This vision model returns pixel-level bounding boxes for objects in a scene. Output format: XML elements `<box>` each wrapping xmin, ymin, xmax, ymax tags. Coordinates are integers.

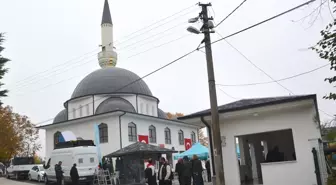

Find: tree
<box><xmin>0</xmin><ymin>33</ymin><xmax>9</xmax><ymax>105</ymax></box>
<box><xmin>312</xmin><ymin>1</ymin><xmax>336</xmax><ymax>100</ymax></box>
<box><xmin>166</xmin><ymin>112</ymin><xmax>184</xmax><ymax>119</ymax></box>
<box><xmin>0</xmin><ymin>106</ymin><xmax>41</xmax><ymax>162</ymax></box>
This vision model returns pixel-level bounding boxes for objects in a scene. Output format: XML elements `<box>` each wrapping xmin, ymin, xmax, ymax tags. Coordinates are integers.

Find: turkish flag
<box><xmin>185</xmin><ymin>138</ymin><xmax>192</xmax><ymax>150</ymax></box>
<box><xmin>138</xmin><ymin>135</ymin><xmax>149</xmax><ymax>144</ymax></box>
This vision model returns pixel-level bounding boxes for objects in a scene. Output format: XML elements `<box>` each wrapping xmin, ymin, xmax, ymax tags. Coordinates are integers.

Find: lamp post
<box><xmin>187</xmin><ymin>3</ymin><xmax>225</xmax><ymax>185</ymax></box>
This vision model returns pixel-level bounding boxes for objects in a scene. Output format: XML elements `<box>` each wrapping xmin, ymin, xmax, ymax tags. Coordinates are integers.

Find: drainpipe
<box><xmin>119</xmin><ymin>112</ymin><xmax>126</xmax><ymax>149</ymax></box>
<box><xmin>201</xmin><ymin>116</ymin><xmax>216</xmax><ymax>175</ymax></box>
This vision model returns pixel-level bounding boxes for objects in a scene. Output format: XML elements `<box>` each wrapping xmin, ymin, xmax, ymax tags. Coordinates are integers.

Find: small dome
<box><xmin>158</xmin><ymin>109</ymin><xmax>167</xmax><ymax>119</ymax></box>
<box><xmin>96</xmin><ymin>97</ymin><xmax>136</xmax><ymax>114</ymax></box>
<box><xmin>71</xmin><ymin>67</ymin><xmax>152</xmax><ymax>99</ymax></box>
<box><xmin>53</xmin><ymin>109</ymin><xmax>67</xmax><ymax>124</ymax></box>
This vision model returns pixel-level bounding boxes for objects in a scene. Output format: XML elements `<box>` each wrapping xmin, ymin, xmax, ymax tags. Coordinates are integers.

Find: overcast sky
<box><xmin>1</xmin><ymin>0</ymin><xmax>335</xmax><ymax>157</ymax></box>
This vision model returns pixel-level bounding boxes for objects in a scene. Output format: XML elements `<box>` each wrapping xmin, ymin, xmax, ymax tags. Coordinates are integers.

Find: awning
<box><xmin>174</xmin><ymin>142</ymin><xmax>209</xmax><ymax>160</ymax></box>
<box><xmin>105</xmin><ymin>142</ymin><xmax>177</xmax><ymax>157</ymax></box>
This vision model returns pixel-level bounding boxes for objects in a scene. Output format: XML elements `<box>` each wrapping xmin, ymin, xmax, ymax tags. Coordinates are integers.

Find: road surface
<box><xmin>0</xmin><ymin>177</ymin><xmax>40</xmax><ymax>185</ymax></box>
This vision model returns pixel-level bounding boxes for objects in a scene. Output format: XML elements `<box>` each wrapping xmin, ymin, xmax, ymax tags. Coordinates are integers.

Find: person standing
<box><xmin>70</xmin><ymin>163</ymin><xmax>79</xmax><ymax>185</ymax></box>
<box><xmin>205</xmin><ymin>160</ymin><xmax>211</xmax><ymax>182</ymax></box>
<box><xmin>182</xmin><ymin>156</ymin><xmax>192</xmax><ymax>185</ymax></box>
<box><xmin>175</xmin><ymin>158</ymin><xmax>183</xmax><ymax>185</ymax></box>
<box><xmin>145</xmin><ymin>158</ymin><xmax>157</xmax><ymax>185</ymax></box>
<box><xmin>158</xmin><ymin>157</ymin><xmax>172</xmax><ymax>185</ymax></box>
<box><xmin>191</xmin><ymin>155</ymin><xmax>203</xmax><ymax>185</ymax></box>
<box><xmin>55</xmin><ymin>161</ymin><xmax>64</xmax><ymax>185</ymax></box>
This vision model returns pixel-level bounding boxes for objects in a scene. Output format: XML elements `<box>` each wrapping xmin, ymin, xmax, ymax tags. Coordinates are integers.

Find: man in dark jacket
<box><xmin>70</xmin><ymin>163</ymin><xmax>79</xmax><ymax>185</ymax></box>
<box><xmin>191</xmin><ymin>155</ymin><xmax>203</xmax><ymax>185</ymax></box>
<box><xmin>158</xmin><ymin>157</ymin><xmax>172</xmax><ymax>185</ymax></box>
<box><xmin>145</xmin><ymin>158</ymin><xmax>157</xmax><ymax>185</ymax></box>
<box><xmin>205</xmin><ymin>160</ymin><xmax>211</xmax><ymax>182</ymax></box>
<box><xmin>55</xmin><ymin>161</ymin><xmax>63</xmax><ymax>185</ymax></box>
<box><xmin>175</xmin><ymin>159</ymin><xmax>183</xmax><ymax>185</ymax></box>
<box><xmin>182</xmin><ymin>156</ymin><xmax>192</xmax><ymax>185</ymax></box>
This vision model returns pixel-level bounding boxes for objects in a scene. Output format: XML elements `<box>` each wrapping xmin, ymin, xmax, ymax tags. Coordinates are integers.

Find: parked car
<box><xmin>6</xmin><ymin>157</ymin><xmax>35</xmax><ymax>180</ymax></box>
<box><xmin>28</xmin><ymin>165</ymin><xmax>45</xmax><ymax>182</ymax></box>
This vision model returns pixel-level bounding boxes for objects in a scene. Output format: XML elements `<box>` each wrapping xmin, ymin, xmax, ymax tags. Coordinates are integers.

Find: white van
<box><xmin>44</xmin><ymin>141</ymin><xmax>99</xmax><ymax>185</ymax></box>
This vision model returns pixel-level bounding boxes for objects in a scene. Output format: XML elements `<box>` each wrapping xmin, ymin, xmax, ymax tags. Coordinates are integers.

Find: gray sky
<box><xmin>1</xmin><ymin>0</ymin><xmax>335</xmax><ymax>158</ymax></box>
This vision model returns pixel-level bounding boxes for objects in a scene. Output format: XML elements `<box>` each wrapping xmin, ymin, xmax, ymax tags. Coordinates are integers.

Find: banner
<box><xmin>185</xmin><ymin>138</ymin><xmax>192</xmax><ymax>150</ymax></box>
<box><xmin>94</xmin><ymin>124</ymin><xmax>103</xmax><ymax>165</ymax></box>
<box><xmin>159</xmin><ymin>144</ymin><xmax>165</xmax><ymax>148</ymax></box>
<box><xmin>138</xmin><ymin>135</ymin><xmax>149</xmax><ymax>144</ymax></box>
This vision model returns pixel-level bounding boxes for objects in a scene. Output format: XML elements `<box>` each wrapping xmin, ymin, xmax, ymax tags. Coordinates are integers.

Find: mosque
<box><xmin>38</xmin><ymin>0</ymin><xmax>200</xmax><ymax>159</ymax></box>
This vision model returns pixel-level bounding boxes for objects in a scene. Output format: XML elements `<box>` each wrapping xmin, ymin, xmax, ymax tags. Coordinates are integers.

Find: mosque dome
<box><xmin>71</xmin><ymin>67</ymin><xmax>153</xmax><ymax>99</ymax></box>
<box><xmin>53</xmin><ymin>109</ymin><xmax>67</xmax><ymax>124</ymax></box>
<box><xmin>158</xmin><ymin>109</ymin><xmax>168</xmax><ymax>119</ymax></box>
<box><xmin>96</xmin><ymin>97</ymin><xmax>136</xmax><ymax>114</ymax></box>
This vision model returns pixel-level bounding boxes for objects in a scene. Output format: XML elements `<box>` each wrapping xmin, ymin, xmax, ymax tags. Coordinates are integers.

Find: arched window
<box><xmin>72</xmin><ymin>108</ymin><xmax>76</xmax><ymax>118</ymax></box>
<box><xmin>99</xmin><ymin>123</ymin><xmax>108</xmax><ymax>143</ymax></box>
<box><xmin>164</xmin><ymin>127</ymin><xmax>171</xmax><ymax>144</ymax></box>
<box><xmin>149</xmin><ymin>125</ymin><xmax>156</xmax><ymax>143</ymax></box>
<box><xmin>54</xmin><ymin>131</ymin><xmax>62</xmax><ymax>149</ymax></box>
<box><xmin>86</xmin><ymin>104</ymin><xmax>90</xmax><ymax>115</ymax></box>
<box><xmin>128</xmin><ymin>122</ymin><xmax>137</xmax><ymax>142</ymax></box>
<box><xmin>178</xmin><ymin>130</ymin><xmax>184</xmax><ymax>145</ymax></box>
<box><xmin>191</xmin><ymin>131</ymin><xmax>196</xmax><ymax>144</ymax></box>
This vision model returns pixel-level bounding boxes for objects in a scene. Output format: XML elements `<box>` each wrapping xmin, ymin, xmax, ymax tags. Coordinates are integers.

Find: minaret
<box><xmin>98</xmin><ymin>0</ymin><xmax>117</xmax><ymax>68</ymax></box>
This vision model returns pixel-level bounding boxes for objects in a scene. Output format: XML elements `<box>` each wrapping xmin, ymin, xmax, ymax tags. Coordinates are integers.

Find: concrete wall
<box><xmin>219</xmin><ymin>103</ymin><xmax>322</xmax><ymax>185</ymax></box>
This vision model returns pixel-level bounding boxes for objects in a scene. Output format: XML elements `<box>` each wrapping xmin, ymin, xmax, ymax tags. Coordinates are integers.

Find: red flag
<box><xmin>138</xmin><ymin>135</ymin><xmax>149</xmax><ymax>144</ymax></box>
<box><xmin>185</xmin><ymin>138</ymin><xmax>192</xmax><ymax>150</ymax></box>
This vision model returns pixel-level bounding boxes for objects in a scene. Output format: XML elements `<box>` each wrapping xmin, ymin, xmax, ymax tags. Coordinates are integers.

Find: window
<box><xmin>78</xmin><ymin>158</ymin><xmax>83</xmax><ymax>164</ymax></box>
<box><xmin>178</xmin><ymin>130</ymin><xmax>184</xmax><ymax>145</ymax></box>
<box><xmin>140</xmin><ymin>103</ymin><xmax>144</xmax><ymax>114</ymax></box>
<box><xmin>152</xmin><ymin>106</ymin><xmax>155</xmax><ymax>116</ymax></box>
<box><xmin>54</xmin><ymin>131</ymin><xmax>62</xmax><ymax>149</ymax></box>
<box><xmin>146</xmin><ymin>104</ymin><xmax>149</xmax><ymax>114</ymax></box>
<box><xmin>164</xmin><ymin>128</ymin><xmax>171</xmax><ymax>144</ymax></box>
<box><xmin>149</xmin><ymin>125</ymin><xmax>156</xmax><ymax>143</ymax></box>
<box><xmin>72</xmin><ymin>108</ymin><xmax>76</xmax><ymax>118</ymax></box>
<box><xmin>79</xmin><ymin>105</ymin><xmax>83</xmax><ymax>117</ymax></box>
<box><xmin>191</xmin><ymin>131</ymin><xmax>196</xmax><ymax>144</ymax></box>
<box><xmin>128</xmin><ymin>122</ymin><xmax>137</xmax><ymax>142</ymax></box>
<box><xmin>90</xmin><ymin>157</ymin><xmax>95</xmax><ymax>163</ymax></box>
<box><xmin>99</xmin><ymin>123</ymin><xmax>108</xmax><ymax>143</ymax></box>
<box><xmin>86</xmin><ymin>104</ymin><xmax>90</xmax><ymax>115</ymax></box>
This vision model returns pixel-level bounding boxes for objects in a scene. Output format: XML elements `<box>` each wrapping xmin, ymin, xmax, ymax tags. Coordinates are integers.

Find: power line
<box><xmin>8</xmin><ymin>4</ymin><xmax>198</xmax><ymax>88</ymax></box>
<box><xmin>35</xmin><ymin>0</ymin><xmax>319</xmax><ymax>125</ymax></box>
<box><xmin>217</xmin><ymin>63</ymin><xmax>329</xmax><ymax>87</ymax></box>
<box><xmin>215</xmin><ymin>0</ymin><xmax>248</xmax><ymax>28</ymax></box>
<box><xmin>217</xmin><ymin>87</ymin><xmax>239</xmax><ymax>100</ymax></box>
<box><xmin>35</xmin><ymin>49</ymin><xmax>198</xmax><ymax>126</ymax></box>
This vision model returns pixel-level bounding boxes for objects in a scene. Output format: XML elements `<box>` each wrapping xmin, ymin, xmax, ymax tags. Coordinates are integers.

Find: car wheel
<box><xmin>15</xmin><ymin>173</ymin><xmax>19</xmax><ymax>180</ymax></box>
<box><xmin>38</xmin><ymin>175</ymin><xmax>41</xmax><ymax>182</ymax></box>
<box><xmin>28</xmin><ymin>174</ymin><xmax>32</xmax><ymax>181</ymax></box>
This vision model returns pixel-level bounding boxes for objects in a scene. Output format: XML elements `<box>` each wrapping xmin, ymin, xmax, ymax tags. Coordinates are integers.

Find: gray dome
<box><xmin>158</xmin><ymin>109</ymin><xmax>167</xmax><ymax>119</ymax></box>
<box><xmin>96</xmin><ymin>97</ymin><xmax>136</xmax><ymax>114</ymax></box>
<box><xmin>53</xmin><ymin>109</ymin><xmax>67</xmax><ymax>123</ymax></box>
<box><xmin>71</xmin><ymin>67</ymin><xmax>152</xmax><ymax>99</ymax></box>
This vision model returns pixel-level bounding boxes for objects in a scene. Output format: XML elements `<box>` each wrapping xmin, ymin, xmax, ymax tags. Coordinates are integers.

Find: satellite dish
<box><xmin>187</xmin><ymin>26</ymin><xmax>200</xmax><ymax>34</ymax></box>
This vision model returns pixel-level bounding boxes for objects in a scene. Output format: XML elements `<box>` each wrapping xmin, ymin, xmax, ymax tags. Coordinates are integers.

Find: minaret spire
<box><xmin>98</xmin><ymin>0</ymin><xmax>118</xmax><ymax>68</ymax></box>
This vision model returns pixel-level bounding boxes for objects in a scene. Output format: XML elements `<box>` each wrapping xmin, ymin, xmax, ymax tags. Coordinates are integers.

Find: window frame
<box><xmin>149</xmin><ymin>125</ymin><xmax>156</xmax><ymax>143</ymax></box>
<box><xmin>178</xmin><ymin>130</ymin><xmax>184</xmax><ymax>145</ymax></box>
<box><xmin>99</xmin><ymin>123</ymin><xmax>108</xmax><ymax>143</ymax></box>
<box><xmin>164</xmin><ymin>127</ymin><xmax>171</xmax><ymax>144</ymax></box>
<box><xmin>191</xmin><ymin>131</ymin><xmax>196</xmax><ymax>144</ymax></box>
<box><xmin>128</xmin><ymin>122</ymin><xmax>137</xmax><ymax>142</ymax></box>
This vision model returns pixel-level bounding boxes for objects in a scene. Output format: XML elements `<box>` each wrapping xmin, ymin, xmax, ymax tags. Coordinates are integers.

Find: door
<box><xmin>31</xmin><ymin>166</ymin><xmax>38</xmax><ymax>179</ymax></box>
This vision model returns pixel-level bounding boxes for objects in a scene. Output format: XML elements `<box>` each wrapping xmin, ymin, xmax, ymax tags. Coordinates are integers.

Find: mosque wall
<box><xmin>68</xmin><ymin>96</ymin><xmax>94</xmax><ymax>120</ymax></box>
<box><xmin>120</xmin><ymin>114</ymin><xmax>199</xmax><ymax>152</ymax></box>
<box><xmin>45</xmin><ymin>115</ymin><xmax>120</xmax><ymax>159</ymax></box>
<box><xmin>137</xmin><ymin>95</ymin><xmax>158</xmax><ymax>117</ymax></box>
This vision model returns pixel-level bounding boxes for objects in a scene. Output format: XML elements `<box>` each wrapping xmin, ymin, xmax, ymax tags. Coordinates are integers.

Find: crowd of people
<box><xmin>145</xmin><ymin>155</ymin><xmax>210</xmax><ymax>185</ymax></box>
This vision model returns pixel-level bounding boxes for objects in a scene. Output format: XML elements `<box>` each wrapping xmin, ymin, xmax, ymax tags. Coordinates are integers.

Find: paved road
<box><xmin>0</xmin><ymin>177</ymin><xmax>41</xmax><ymax>185</ymax></box>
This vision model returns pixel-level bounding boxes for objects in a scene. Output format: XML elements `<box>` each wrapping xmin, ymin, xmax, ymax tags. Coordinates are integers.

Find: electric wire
<box><xmin>214</xmin><ymin>0</ymin><xmax>248</xmax><ymax>28</ymax></box>
<box><xmin>35</xmin><ymin>0</ymin><xmax>321</xmax><ymax>125</ymax></box>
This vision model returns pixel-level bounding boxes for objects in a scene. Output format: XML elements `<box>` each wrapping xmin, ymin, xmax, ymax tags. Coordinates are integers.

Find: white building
<box><xmin>38</xmin><ymin>0</ymin><xmax>199</xmax><ymax>160</ymax></box>
<box><xmin>179</xmin><ymin>94</ymin><xmax>328</xmax><ymax>185</ymax></box>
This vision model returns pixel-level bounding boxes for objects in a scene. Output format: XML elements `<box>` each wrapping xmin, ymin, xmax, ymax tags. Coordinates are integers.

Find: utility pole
<box><xmin>199</xmin><ymin>3</ymin><xmax>225</xmax><ymax>185</ymax></box>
